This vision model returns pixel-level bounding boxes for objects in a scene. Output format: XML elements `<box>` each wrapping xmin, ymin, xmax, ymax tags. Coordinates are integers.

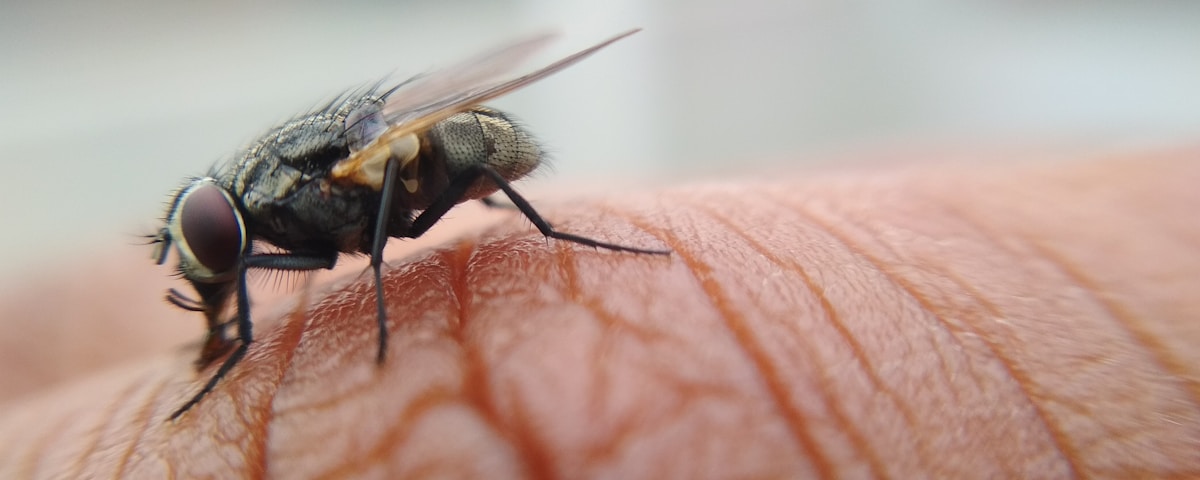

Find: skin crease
<box><xmin>0</xmin><ymin>149</ymin><xmax>1198</xmax><ymax>479</ymax></box>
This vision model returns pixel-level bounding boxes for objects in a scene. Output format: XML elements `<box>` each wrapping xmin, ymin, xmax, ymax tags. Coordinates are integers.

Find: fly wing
<box><xmin>330</xmin><ymin>28</ymin><xmax>641</xmax><ymax>186</ymax></box>
<box><xmin>380</xmin><ymin>28</ymin><xmax>640</xmax><ymax>133</ymax></box>
<box><xmin>377</xmin><ymin>31</ymin><xmax>559</xmax><ymax>127</ymax></box>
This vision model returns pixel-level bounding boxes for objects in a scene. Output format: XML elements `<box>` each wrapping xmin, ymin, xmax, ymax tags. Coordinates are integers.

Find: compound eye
<box><xmin>177</xmin><ymin>183</ymin><xmax>245</xmax><ymax>276</ymax></box>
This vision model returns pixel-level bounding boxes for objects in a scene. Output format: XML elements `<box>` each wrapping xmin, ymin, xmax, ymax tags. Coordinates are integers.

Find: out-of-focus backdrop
<box><xmin>2</xmin><ymin>0</ymin><xmax>1199</xmax><ymax>277</ymax></box>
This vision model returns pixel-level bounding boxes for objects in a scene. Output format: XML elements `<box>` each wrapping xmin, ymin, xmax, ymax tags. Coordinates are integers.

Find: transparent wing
<box><xmin>377</xmin><ymin>31</ymin><xmax>558</xmax><ymax>126</ymax></box>
<box><xmin>331</xmin><ymin>28</ymin><xmax>641</xmax><ymax>185</ymax></box>
<box><xmin>380</xmin><ymin>28</ymin><xmax>639</xmax><ymax>133</ymax></box>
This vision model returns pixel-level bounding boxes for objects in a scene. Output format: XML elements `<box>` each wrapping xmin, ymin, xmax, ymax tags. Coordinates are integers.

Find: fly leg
<box><xmin>365</xmin><ymin>162</ymin><xmax>669</xmax><ymax>367</ymax></box>
<box><xmin>166</xmin><ymin>288</ymin><xmax>244</xmax><ymax>368</ymax></box>
<box><xmin>368</xmin><ymin>158</ymin><xmax>404</xmax><ymax>365</ymax></box>
<box><xmin>165</xmin><ymin>288</ymin><xmax>205</xmax><ymax>312</ymax></box>
<box><xmin>479</xmin><ymin>195</ymin><xmax>518</xmax><ymax>211</ymax></box>
<box><xmin>408</xmin><ymin>164</ymin><xmax>672</xmax><ymax>255</ymax></box>
<box><xmin>169</xmin><ymin>252</ymin><xmax>336</xmax><ymax>421</ymax></box>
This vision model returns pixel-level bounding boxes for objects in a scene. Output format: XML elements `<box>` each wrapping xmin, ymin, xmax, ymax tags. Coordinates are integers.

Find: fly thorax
<box><xmin>237</xmin><ymin>117</ymin><xmax>349</xmax><ymax>216</ymax></box>
<box><xmin>238</xmin><ymin>159</ymin><xmax>305</xmax><ymax>218</ymax></box>
<box><xmin>427</xmin><ymin>107</ymin><xmax>542</xmax><ymax>199</ymax></box>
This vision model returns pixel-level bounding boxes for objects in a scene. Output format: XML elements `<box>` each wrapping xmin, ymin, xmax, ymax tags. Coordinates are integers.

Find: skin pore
<box><xmin>0</xmin><ymin>148</ymin><xmax>1197</xmax><ymax>478</ymax></box>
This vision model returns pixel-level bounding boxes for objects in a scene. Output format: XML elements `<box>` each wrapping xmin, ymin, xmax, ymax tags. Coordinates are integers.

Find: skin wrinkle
<box><xmin>135</xmin><ymin>294</ymin><xmax>306</xmax><ymax>478</ymax></box>
<box><xmin>878</xmin><ymin>229</ymin><xmax>1080</xmax><ymax>473</ymax></box>
<box><xmin>942</xmin><ymin>160</ymin><xmax>1196</xmax><ymax>472</ymax></box>
<box><xmin>7</xmin><ymin>153</ymin><xmax>1200</xmax><ymax>477</ymax></box>
<box><xmin>1017</xmin><ymin>241</ymin><xmax>1197</xmax><ymax>477</ymax></box>
<box><xmin>263</xmin><ymin>286</ymin><xmax>392</xmax><ymax>416</ymax></box>
<box><xmin>548</xmin><ymin>229</ymin><xmax>688</xmax><ymax>472</ymax></box>
<box><xmin>462</xmin><ymin>205</ymin><xmax>684</xmax><ymax>473</ymax></box>
<box><xmin>617</xmin><ymin>381</ymin><xmax>748</xmax><ymax>477</ymax></box>
<box><xmin>603</xmin><ymin>357</ymin><xmax>748</xmax><ymax>473</ymax></box>
<box><xmin>924</xmin><ymin>200</ymin><xmax>1113</xmax><ymax>473</ymax></box>
<box><xmin>902</xmin><ymin>247</ymin><xmax>1082</xmax><ymax>474</ymax></box>
<box><xmin>584</xmin><ymin>344</ymin><xmax>762</xmax><ymax>476</ymax></box>
<box><xmin>811</xmin><ymin>187</ymin><xmax>1075</xmax><ymax>451</ymax></box>
<box><xmin>486</xmin><ymin>226</ymin><xmax>729</xmax><ymax>477</ymax></box>
<box><xmin>791</xmin><ymin>196</ymin><xmax>948</xmax><ymax>422</ymax></box>
<box><xmin>265</xmin><ymin>261</ymin><xmax>430</xmax><ymax>478</ymax></box>
<box><xmin>1005</xmin><ymin>167</ymin><xmax>1200</xmax><ymax>405</ymax></box>
<box><xmin>272</xmin><ymin>358</ymin><xmax>374</xmax><ymax>415</ymax></box>
<box><xmin>181</xmin><ymin>294</ymin><xmax>304</xmax><ymax>477</ymax></box>
<box><xmin>345</xmin><ymin>257</ymin><xmax>507</xmax><ymax>475</ymax></box>
<box><xmin>45</xmin><ymin>410</ymin><xmax>112</xmax><ymax>477</ymax></box>
<box><xmin>929</xmin><ymin>191</ymin><xmax>1200</xmax><ymax>475</ymax></box>
<box><xmin>557</xmin><ymin>246</ymin><xmax>623</xmax><ymax>467</ymax></box>
<box><xmin>487</xmin><ymin>228</ymin><xmax>787</xmax><ymax>475</ymax></box>
<box><xmin>458</xmin><ymin>247</ymin><xmax>530</xmax><ymax>367</ymax></box>
<box><xmin>1025</xmin><ymin>239</ymin><xmax>1200</xmax><ymax>410</ymax></box>
<box><xmin>760</xmin><ymin>192</ymin><xmax>939</xmax><ymax>471</ymax></box>
<box><xmin>846</xmin><ymin>195</ymin><xmax>1096</xmax><ymax>475</ymax></box>
<box><xmin>457</xmin><ymin>241</ymin><xmax>557</xmax><ymax>480</ymax></box>
<box><xmin>577</xmin><ymin>395</ymin><xmax>646</xmax><ymax>470</ymax></box>
<box><xmin>16</xmin><ymin>409</ymin><xmax>72</xmax><ymax>478</ymax></box>
<box><xmin>546</xmin><ymin>213</ymin><xmax>704</xmax><ymax>477</ymax></box>
<box><xmin>279</xmin><ymin>260</ymin><xmax>458</xmax><ymax>422</ymax></box>
<box><xmin>69</xmin><ymin>373</ymin><xmax>155</xmax><ymax>478</ymax></box>
<box><xmin>502</xmin><ymin>383</ymin><xmax>557</xmax><ymax>480</ymax></box>
<box><xmin>759</xmin><ymin>184</ymin><xmax>1077</xmax><ymax>478</ymax></box>
<box><xmin>242</xmin><ymin>291</ymin><xmax>312</xmax><ymax>476</ymax></box>
<box><xmin>314</xmin><ymin>388</ymin><xmax>456</xmax><ymax>479</ymax></box>
<box><xmin>539</xmin><ymin>202</ymin><xmax>779</xmax><ymax>475</ymax></box>
<box><xmin>687</xmin><ymin>200</ymin><xmax>890</xmax><ymax>480</ymax></box>
<box><xmin>114</xmin><ymin>373</ymin><xmax>174</xmax><ymax>478</ymax></box>
<box><xmin>935</xmin><ymin>269</ymin><xmax>1077</xmax><ymax>476</ymax></box>
<box><xmin>449</xmin><ymin>240</ymin><xmax>475</xmax><ymax>333</ymax></box>
<box><xmin>590</xmin><ymin>202</ymin><xmax>729</xmax><ymax>348</ymax></box>
<box><xmin>441</xmin><ymin>243</ymin><xmax>542</xmax><ymax>479</ymax></box>
<box><xmin>243</xmin><ymin>307</ymin><xmax>312</xmax><ymax>478</ymax></box>
<box><xmin>622</xmin><ymin>212</ymin><xmax>835</xmax><ymax>479</ymax></box>
<box><xmin>1004</xmin><ymin>158</ymin><xmax>1200</xmax><ymax>403</ymax></box>
<box><xmin>565</xmin><ymin>204</ymin><xmax>676</xmax><ymax>346</ymax></box>
<box><xmin>199</xmin><ymin>383</ymin><xmax>256</xmax><ymax>476</ymax></box>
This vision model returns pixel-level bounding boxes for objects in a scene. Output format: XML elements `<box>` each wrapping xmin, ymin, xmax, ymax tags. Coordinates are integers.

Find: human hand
<box><xmin>1</xmin><ymin>149</ymin><xmax>1198</xmax><ymax>478</ymax></box>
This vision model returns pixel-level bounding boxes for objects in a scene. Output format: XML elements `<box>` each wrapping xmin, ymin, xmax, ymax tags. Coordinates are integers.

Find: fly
<box><xmin>150</xmin><ymin>28</ymin><xmax>669</xmax><ymax>420</ymax></box>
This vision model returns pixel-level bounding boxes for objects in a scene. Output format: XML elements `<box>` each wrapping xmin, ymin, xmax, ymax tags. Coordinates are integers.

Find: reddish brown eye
<box><xmin>178</xmin><ymin>183</ymin><xmax>244</xmax><ymax>275</ymax></box>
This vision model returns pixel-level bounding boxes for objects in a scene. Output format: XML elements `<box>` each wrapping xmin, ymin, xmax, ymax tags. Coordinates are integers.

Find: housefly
<box><xmin>150</xmin><ymin>28</ymin><xmax>669</xmax><ymax>420</ymax></box>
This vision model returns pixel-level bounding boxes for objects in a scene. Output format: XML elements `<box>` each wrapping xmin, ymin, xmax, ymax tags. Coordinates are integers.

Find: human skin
<box><xmin>0</xmin><ymin>149</ymin><xmax>1198</xmax><ymax>478</ymax></box>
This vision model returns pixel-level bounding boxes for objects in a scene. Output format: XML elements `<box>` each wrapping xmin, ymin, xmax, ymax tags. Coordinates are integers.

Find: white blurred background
<box><xmin>2</xmin><ymin>0</ymin><xmax>1200</xmax><ymax>277</ymax></box>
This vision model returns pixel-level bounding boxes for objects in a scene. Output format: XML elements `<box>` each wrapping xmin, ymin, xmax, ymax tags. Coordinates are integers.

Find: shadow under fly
<box><xmin>149</xmin><ymin>28</ymin><xmax>669</xmax><ymax>421</ymax></box>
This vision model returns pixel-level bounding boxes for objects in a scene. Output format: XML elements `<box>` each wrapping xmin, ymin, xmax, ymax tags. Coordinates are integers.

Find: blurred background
<box><xmin>2</xmin><ymin>0</ymin><xmax>1200</xmax><ymax>277</ymax></box>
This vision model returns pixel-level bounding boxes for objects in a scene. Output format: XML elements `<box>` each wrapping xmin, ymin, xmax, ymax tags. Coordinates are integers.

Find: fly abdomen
<box><xmin>420</xmin><ymin>107</ymin><xmax>543</xmax><ymax>202</ymax></box>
